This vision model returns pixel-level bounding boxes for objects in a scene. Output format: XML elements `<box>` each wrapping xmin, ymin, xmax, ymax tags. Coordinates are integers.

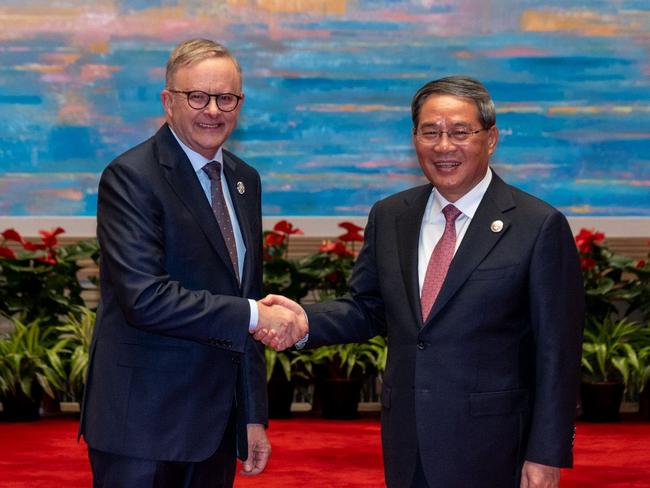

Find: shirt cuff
<box><xmin>248</xmin><ymin>299</ymin><xmax>258</xmax><ymax>331</ymax></box>
<box><xmin>294</xmin><ymin>309</ymin><xmax>309</xmax><ymax>350</ymax></box>
<box><xmin>294</xmin><ymin>333</ymin><xmax>309</xmax><ymax>349</ymax></box>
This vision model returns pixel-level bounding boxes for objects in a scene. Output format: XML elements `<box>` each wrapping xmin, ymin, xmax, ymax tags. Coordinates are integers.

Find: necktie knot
<box><xmin>203</xmin><ymin>161</ymin><xmax>222</xmax><ymax>181</ymax></box>
<box><xmin>442</xmin><ymin>204</ymin><xmax>462</xmax><ymax>223</ymax></box>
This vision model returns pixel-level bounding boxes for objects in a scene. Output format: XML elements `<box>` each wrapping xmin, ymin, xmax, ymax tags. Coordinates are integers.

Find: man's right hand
<box><xmin>253</xmin><ymin>295</ymin><xmax>308</xmax><ymax>351</ymax></box>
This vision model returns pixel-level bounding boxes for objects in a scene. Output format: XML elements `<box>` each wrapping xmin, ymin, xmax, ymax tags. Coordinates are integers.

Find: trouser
<box><xmin>88</xmin><ymin>414</ymin><xmax>236</xmax><ymax>488</ymax></box>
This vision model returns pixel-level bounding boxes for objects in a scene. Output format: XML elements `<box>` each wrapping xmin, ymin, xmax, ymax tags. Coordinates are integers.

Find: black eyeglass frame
<box><xmin>168</xmin><ymin>90</ymin><xmax>243</xmax><ymax>112</ymax></box>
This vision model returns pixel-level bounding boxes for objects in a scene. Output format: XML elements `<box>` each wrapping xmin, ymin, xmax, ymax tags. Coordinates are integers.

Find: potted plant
<box><xmin>262</xmin><ymin>220</ymin><xmax>315</xmax><ymax>417</ymax></box>
<box><xmin>0</xmin><ymin>319</ymin><xmax>59</xmax><ymax>421</ymax></box>
<box><xmin>577</xmin><ymin>228</ymin><xmax>650</xmax><ymax>421</ymax></box>
<box><xmin>580</xmin><ymin>317</ymin><xmax>643</xmax><ymax>421</ymax></box>
<box><xmin>632</xmin><ymin>323</ymin><xmax>650</xmax><ymax>420</ymax></box>
<box><xmin>310</xmin><ymin>336</ymin><xmax>386</xmax><ymax>419</ymax></box>
<box><xmin>265</xmin><ymin>346</ymin><xmax>313</xmax><ymax>418</ymax></box>
<box><xmin>296</xmin><ymin>221</ymin><xmax>387</xmax><ymax>418</ymax></box>
<box><xmin>42</xmin><ymin>307</ymin><xmax>95</xmax><ymax>414</ymax></box>
<box><xmin>0</xmin><ymin>227</ymin><xmax>98</xmax><ymax>326</ymax></box>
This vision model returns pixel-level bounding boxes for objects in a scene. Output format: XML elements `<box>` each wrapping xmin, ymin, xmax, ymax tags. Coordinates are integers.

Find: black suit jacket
<box><xmin>80</xmin><ymin>124</ymin><xmax>267</xmax><ymax>462</ymax></box>
<box><xmin>306</xmin><ymin>172</ymin><xmax>584</xmax><ymax>487</ymax></box>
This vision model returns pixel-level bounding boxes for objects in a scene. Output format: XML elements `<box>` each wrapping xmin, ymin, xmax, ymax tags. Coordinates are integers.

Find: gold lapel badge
<box><xmin>236</xmin><ymin>181</ymin><xmax>245</xmax><ymax>195</ymax></box>
<box><xmin>490</xmin><ymin>220</ymin><xmax>504</xmax><ymax>233</ymax></box>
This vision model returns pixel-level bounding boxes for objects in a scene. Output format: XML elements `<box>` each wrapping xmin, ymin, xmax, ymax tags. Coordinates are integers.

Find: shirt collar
<box><xmin>169</xmin><ymin>126</ymin><xmax>223</xmax><ymax>173</ymax></box>
<box><xmin>429</xmin><ymin>167</ymin><xmax>493</xmax><ymax>221</ymax></box>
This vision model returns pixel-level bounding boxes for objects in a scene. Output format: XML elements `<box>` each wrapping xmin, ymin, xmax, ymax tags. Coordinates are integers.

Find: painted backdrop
<box><xmin>0</xmin><ymin>0</ymin><xmax>648</xmax><ymax>217</ymax></box>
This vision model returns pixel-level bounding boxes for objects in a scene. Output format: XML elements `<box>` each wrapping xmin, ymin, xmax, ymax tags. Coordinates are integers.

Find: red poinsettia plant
<box><xmin>0</xmin><ymin>228</ymin><xmax>98</xmax><ymax>325</ymax></box>
<box><xmin>576</xmin><ymin>228</ymin><xmax>650</xmax><ymax>325</ymax></box>
<box><xmin>262</xmin><ymin>220</ymin><xmax>313</xmax><ymax>302</ymax></box>
<box><xmin>261</xmin><ymin>220</ymin><xmax>366</xmax><ymax>303</ymax></box>
<box><xmin>302</xmin><ymin>221</ymin><xmax>365</xmax><ymax>301</ymax></box>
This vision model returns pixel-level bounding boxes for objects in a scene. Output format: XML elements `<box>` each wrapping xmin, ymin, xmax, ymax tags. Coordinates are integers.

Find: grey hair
<box><xmin>165</xmin><ymin>38</ymin><xmax>242</xmax><ymax>89</ymax></box>
<box><xmin>411</xmin><ymin>75</ymin><xmax>496</xmax><ymax>129</ymax></box>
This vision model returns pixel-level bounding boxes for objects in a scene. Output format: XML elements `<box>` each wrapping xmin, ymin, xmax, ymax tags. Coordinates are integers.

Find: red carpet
<box><xmin>1</xmin><ymin>416</ymin><xmax>649</xmax><ymax>487</ymax></box>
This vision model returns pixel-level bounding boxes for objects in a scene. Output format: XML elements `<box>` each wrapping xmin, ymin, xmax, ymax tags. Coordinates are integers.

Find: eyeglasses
<box><xmin>168</xmin><ymin>90</ymin><xmax>242</xmax><ymax>112</ymax></box>
<box><xmin>414</xmin><ymin>127</ymin><xmax>490</xmax><ymax>144</ymax></box>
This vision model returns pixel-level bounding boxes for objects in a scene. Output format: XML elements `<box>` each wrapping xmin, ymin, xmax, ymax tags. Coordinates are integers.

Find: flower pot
<box><xmin>0</xmin><ymin>384</ymin><xmax>43</xmax><ymax>422</ymax></box>
<box><xmin>41</xmin><ymin>394</ymin><xmax>61</xmax><ymax>415</ymax></box>
<box><xmin>580</xmin><ymin>381</ymin><xmax>624</xmax><ymax>422</ymax></box>
<box><xmin>315</xmin><ymin>377</ymin><xmax>363</xmax><ymax>419</ymax></box>
<box><xmin>59</xmin><ymin>401</ymin><xmax>81</xmax><ymax>413</ymax></box>
<box><xmin>639</xmin><ymin>382</ymin><xmax>650</xmax><ymax>421</ymax></box>
<box><xmin>267</xmin><ymin>378</ymin><xmax>295</xmax><ymax>419</ymax></box>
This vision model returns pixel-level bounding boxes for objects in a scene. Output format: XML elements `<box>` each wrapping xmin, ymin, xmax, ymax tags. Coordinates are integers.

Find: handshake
<box><xmin>252</xmin><ymin>295</ymin><xmax>308</xmax><ymax>351</ymax></box>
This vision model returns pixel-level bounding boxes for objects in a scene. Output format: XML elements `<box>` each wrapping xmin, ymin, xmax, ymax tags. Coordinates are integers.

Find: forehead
<box><xmin>171</xmin><ymin>57</ymin><xmax>241</xmax><ymax>89</ymax></box>
<box><xmin>419</xmin><ymin>95</ymin><xmax>480</xmax><ymax>125</ymax></box>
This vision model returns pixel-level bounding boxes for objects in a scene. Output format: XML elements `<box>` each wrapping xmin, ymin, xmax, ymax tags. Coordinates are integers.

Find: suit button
<box><xmin>417</xmin><ymin>341</ymin><xmax>426</xmax><ymax>350</ymax></box>
<box><xmin>231</xmin><ymin>356</ymin><xmax>241</xmax><ymax>364</ymax></box>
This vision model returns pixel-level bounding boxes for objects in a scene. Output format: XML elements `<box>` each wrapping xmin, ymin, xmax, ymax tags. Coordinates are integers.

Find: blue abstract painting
<box><xmin>0</xmin><ymin>0</ymin><xmax>648</xmax><ymax>217</ymax></box>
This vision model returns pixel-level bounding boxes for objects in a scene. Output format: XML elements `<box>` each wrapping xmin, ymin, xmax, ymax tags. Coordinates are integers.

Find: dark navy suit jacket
<box><xmin>80</xmin><ymin>124</ymin><xmax>267</xmax><ymax>462</ymax></box>
<box><xmin>306</xmin><ymin>172</ymin><xmax>584</xmax><ymax>487</ymax></box>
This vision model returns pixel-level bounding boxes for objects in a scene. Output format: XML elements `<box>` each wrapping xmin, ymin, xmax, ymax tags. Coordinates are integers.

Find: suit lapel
<box><xmin>223</xmin><ymin>151</ymin><xmax>256</xmax><ymax>293</ymax></box>
<box><xmin>424</xmin><ymin>173</ymin><xmax>515</xmax><ymax>325</ymax></box>
<box><xmin>396</xmin><ymin>185</ymin><xmax>432</xmax><ymax>327</ymax></box>
<box><xmin>155</xmin><ymin>124</ymin><xmax>239</xmax><ymax>289</ymax></box>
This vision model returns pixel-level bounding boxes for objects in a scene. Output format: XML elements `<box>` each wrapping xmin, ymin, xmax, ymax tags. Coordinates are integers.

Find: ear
<box><xmin>161</xmin><ymin>89</ymin><xmax>174</xmax><ymax>119</ymax></box>
<box><xmin>487</xmin><ymin>126</ymin><xmax>499</xmax><ymax>156</ymax></box>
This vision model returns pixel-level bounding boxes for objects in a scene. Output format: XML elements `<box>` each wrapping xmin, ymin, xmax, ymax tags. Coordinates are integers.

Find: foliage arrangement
<box><xmin>262</xmin><ymin>220</ymin><xmax>313</xmax><ymax>303</ymax></box>
<box><xmin>300</xmin><ymin>221</ymin><xmax>364</xmax><ymax>301</ymax></box>
<box><xmin>577</xmin><ymin>228</ymin><xmax>650</xmax><ymax>391</ymax></box>
<box><xmin>42</xmin><ymin>307</ymin><xmax>96</xmax><ymax>402</ymax></box>
<box><xmin>7</xmin><ymin>222</ymin><xmax>648</xmax><ymax>417</ymax></box>
<box><xmin>309</xmin><ymin>335</ymin><xmax>387</xmax><ymax>380</ymax></box>
<box><xmin>0</xmin><ymin>227</ymin><xmax>98</xmax><ymax>417</ymax></box>
<box><xmin>262</xmin><ymin>219</ymin><xmax>387</xmax><ymax>397</ymax></box>
<box><xmin>581</xmin><ymin>317</ymin><xmax>649</xmax><ymax>389</ymax></box>
<box><xmin>0</xmin><ymin>227</ymin><xmax>98</xmax><ymax>325</ymax></box>
<box><xmin>0</xmin><ymin>319</ymin><xmax>59</xmax><ymax>400</ymax></box>
<box><xmin>265</xmin><ymin>347</ymin><xmax>313</xmax><ymax>382</ymax></box>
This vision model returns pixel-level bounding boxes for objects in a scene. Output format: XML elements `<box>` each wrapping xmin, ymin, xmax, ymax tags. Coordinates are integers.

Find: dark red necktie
<box><xmin>420</xmin><ymin>204</ymin><xmax>462</xmax><ymax>321</ymax></box>
<box><xmin>203</xmin><ymin>161</ymin><xmax>239</xmax><ymax>282</ymax></box>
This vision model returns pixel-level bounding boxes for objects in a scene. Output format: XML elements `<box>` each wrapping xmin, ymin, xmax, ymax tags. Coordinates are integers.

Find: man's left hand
<box><xmin>521</xmin><ymin>461</ymin><xmax>560</xmax><ymax>488</ymax></box>
<box><xmin>240</xmin><ymin>424</ymin><xmax>271</xmax><ymax>476</ymax></box>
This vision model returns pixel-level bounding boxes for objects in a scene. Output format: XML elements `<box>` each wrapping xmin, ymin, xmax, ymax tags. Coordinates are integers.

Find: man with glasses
<box><xmin>80</xmin><ymin>38</ymin><xmax>307</xmax><ymax>487</ymax></box>
<box><xmin>261</xmin><ymin>76</ymin><xmax>584</xmax><ymax>487</ymax></box>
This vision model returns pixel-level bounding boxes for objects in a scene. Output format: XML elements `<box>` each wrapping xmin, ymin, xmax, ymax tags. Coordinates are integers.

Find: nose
<box><xmin>204</xmin><ymin>96</ymin><xmax>221</xmax><ymax>115</ymax></box>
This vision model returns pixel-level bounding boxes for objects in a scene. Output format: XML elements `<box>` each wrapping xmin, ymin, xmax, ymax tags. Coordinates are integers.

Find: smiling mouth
<box><xmin>434</xmin><ymin>160</ymin><xmax>461</xmax><ymax>169</ymax></box>
<box><xmin>197</xmin><ymin>122</ymin><xmax>223</xmax><ymax>129</ymax></box>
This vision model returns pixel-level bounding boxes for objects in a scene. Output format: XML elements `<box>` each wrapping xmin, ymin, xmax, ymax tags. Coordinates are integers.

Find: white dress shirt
<box><xmin>418</xmin><ymin>168</ymin><xmax>493</xmax><ymax>294</ymax></box>
<box><xmin>170</xmin><ymin>128</ymin><xmax>258</xmax><ymax>329</ymax></box>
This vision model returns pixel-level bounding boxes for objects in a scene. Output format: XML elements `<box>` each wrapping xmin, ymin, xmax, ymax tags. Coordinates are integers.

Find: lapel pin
<box><xmin>490</xmin><ymin>220</ymin><xmax>504</xmax><ymax>233</ymax></box>
<box><xmin>236</xmin><ymin>181</ymin><xmax>245</xmax><ymax>195</ymax></box>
